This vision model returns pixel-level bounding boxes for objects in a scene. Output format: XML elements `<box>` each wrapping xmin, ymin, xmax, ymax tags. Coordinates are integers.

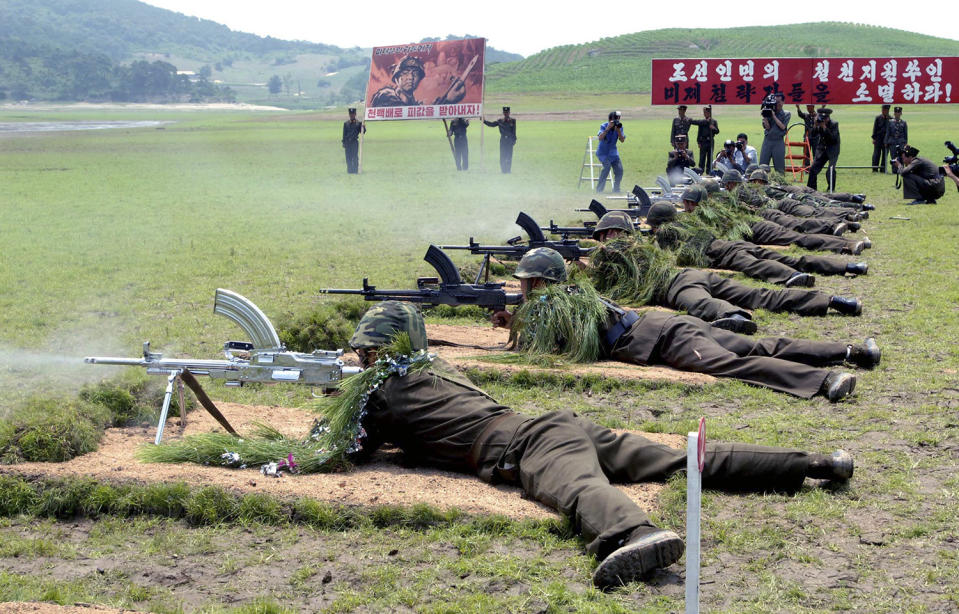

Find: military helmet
<box><xmin>722</xmin><ymin>169</ymin><xmax>744</xmax><ymax>184</ymax></box>
<box><xmin>702</xmin><ymin>178</ymin><xmax>721</xmax><ymax>194</ymax></box>
<box><xmin>349</xmin><ymin>301</ymin><xmax>428</xmax><ymax>351</ymax></box>
<box><xmin>749</xmin><ymin>169</ymin><xmax>769</xmax><ymax>183</ymax></box>
<box><xmin>391</xmin><ymin>56</ymin><xmax>425</xmax><ymax>82</ymax></box>
<box><xmin>592</xmin><ymin>211</ymin><xmax>635</xmax><ymax>240</ymax></box>
<box><xmin>514</xmin><ymin>247</ymin><xmax>568</xmax><ymax>282</ymax></box>
<box><xmin>681</xmin><ymin>185</ymin><xmax>706</xmax><ymax>204</ymax></box>
<box><xmin>745</xmin><ymin>163</ymin><xmax>760</xmax><ymax>175</ymax></box>
<box><xmin>645</xmin><ymin>202</ymin><xmax>678</xmax><ymax>228</ymax></box>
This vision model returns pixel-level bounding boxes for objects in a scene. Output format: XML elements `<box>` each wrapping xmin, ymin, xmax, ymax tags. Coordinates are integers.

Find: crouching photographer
<box><xmin>666</xmin><ymin>134</ymin><xmax>701</xmax><ymax>184</ymax></box>
<box><xmin>891</xmin><ymin>144</ymin><xmax>946</xmax><ymax>205</ymax></box>
<box><xmin>942</xmin><ymin>141</ymin><xmax>959</xmax><ymax>193</ymax></box>
<box><xmin>712</xmin><ymin>139</ymin><xmax>747</xmax><ymax>175</ymax></box>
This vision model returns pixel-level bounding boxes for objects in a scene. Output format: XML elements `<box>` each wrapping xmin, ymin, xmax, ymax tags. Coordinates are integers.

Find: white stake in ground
<box><xmin>686</xmin><ymin>417</ymin><xmax>706</xmax><ymax>614</ymax></box>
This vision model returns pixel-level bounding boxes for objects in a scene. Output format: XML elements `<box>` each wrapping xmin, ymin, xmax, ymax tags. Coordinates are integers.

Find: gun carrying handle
<box><xmin>425</xmin><ymin>245</ymin><xmax>464</xmax><ymax>285</ymax></box>
<box><xmin>515</xmin><ymin>212</ymin><xmax>547</xmax><ymax>243</ymax></box>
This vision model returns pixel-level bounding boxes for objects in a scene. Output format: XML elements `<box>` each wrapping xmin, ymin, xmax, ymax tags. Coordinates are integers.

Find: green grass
<box><xmin>0</xmin><ymin>101</ymin><xmax>957</xmax><ymax>611</ymax></box>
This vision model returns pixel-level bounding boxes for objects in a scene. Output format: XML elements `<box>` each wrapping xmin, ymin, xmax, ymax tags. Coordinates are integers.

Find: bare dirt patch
<box><xmin>0</xmin><ymin>401</ymin><xmax>683</xmax><ymax>521</ymax></box>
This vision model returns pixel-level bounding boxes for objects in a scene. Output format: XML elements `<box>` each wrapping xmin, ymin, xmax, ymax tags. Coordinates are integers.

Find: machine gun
<box><xmin>319</xmin><ymin>245</ymin><xmax>523</xmax><ymax>312</ymax></box>
<box><xmin>85</xmin><ymin>288</ymin><xmax>361</xmax><ymax>444</ymax></box>
<box><xmin>542</xmin><ymin>219</ymin><xmax>597</xmax><ymax>239</ymax></box>
<box><xmin>440</xmin><ymin>211</ymin><xmax>596</xmax><ymax>275</ymax></box>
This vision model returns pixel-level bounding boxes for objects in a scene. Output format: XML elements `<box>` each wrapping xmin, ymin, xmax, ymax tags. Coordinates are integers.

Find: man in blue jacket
<box><xmin>596</xmin><ymin>111</ymin><xmax>626</xmax><ymax>193</ymax></box>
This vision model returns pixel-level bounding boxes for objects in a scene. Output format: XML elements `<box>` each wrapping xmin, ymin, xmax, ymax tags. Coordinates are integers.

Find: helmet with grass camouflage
<box><xmin>645</xmin><ymin>202</ymin><xmax>678</xmax><ymax>228</ymax></box>
<box><xmin>349</xmin><ymin>301</ymin><xmax>428</xmax><ymax>351</ymax></box>
<box><xmin>745</xmin><ymin>163</ymin><xmax>760</xmax><ymax>175</ymax></box>
<box><xmin>681</xmin><ymin>184</ymin><xmax>706</xmax><ymax>204</ymax></box>
<box><xmin>702</xmin><ymin>178</ymin><xmax>721</xmax><ymax>194</ymax></box>
<box><xmin>514</xmin><ymin>247</ymin><xmax>568</xmax><ymax>282</ymax></box>
<box><xmin>722</xmin><ymin>169</ymin><xmax>744</xmax><ymax>184</ymax></box>
<box><xmin>592</xmin><ymin>211</ymin><xmax>635</xmax><ymax>240</ymax></box>
<box><xmin>749</xmin><ymin>169</ymin><xmax>769</xmax><ymax>183</ymax></box>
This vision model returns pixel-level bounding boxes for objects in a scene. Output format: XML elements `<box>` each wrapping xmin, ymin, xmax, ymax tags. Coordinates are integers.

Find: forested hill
<box><xmin>486</xmin><ymin>22</ymin><xmax>959</xmax><ymax>94</ymax></box>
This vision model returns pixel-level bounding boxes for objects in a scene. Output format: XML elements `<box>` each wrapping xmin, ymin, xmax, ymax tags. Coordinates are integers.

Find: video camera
<box><xmin>760</xmin><ymin>94</ymin><xmax>778</xmax><ymax>118</ymax></box>
<box><xmin>942</xmin><ymin>141</ymin><xmax>959</xmax><ymax>175</ymax></box>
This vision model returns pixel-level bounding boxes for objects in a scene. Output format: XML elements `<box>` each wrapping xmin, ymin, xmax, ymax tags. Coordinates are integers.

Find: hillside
<box><xmin>486</xmin><ymin>22</ymin><xmax>959</xmax><ymax>94</ymax></box>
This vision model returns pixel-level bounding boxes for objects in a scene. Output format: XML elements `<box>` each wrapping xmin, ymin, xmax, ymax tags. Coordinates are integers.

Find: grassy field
<box><xmin>0</xmin><ymin>102</ymin><xmax>957</xmax><ymax>612</ymax></box>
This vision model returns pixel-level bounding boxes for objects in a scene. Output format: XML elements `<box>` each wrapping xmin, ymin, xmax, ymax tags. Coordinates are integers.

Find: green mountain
<box><xmin>486</xmin><ymin>22</ymin><xmax>959</xmax><ymax>94</ymax></box>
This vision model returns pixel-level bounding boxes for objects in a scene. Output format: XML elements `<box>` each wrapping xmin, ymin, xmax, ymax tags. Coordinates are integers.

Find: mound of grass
<box><xmin>0</xmin><ymin>396</ymin><xmax>110</xmax><ymax>463</ymax></box>
<box><xmin>277</xmin><ymin>298</ymin><xmax>369</xmax><ymax>353</ymax></box>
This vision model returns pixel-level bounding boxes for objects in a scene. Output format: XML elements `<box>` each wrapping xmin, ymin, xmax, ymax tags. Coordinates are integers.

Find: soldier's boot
<box><xmin>785</xmin><ymin>272</ymin><xmax>816</xmax><ymax>288</ymax></box>
<box><xmin>710</xmin><ymin>314</ymin><xmax>758</xmax><ymax>335</ymax></box>
<box><xmin>861</xmin><ymin>203</ymin><xmax>875</xmax><ymax>211</ymax></box>
<box><xmin>846</xmin><ymin>221</ymin><xmax>862</xmax><ymax>232</ymax></box>
<box><xmin>820</xmin><ymin>372</ymin><xmax>857</xmax><ymax>402</ymax></box>
<box><xmin>847</xmin><ymin>337</ymin><xmax>881</xmax><ymax>369</ymax></box>
<box><xmin>845</xmin><ymin>262</ymin><xmax>868</xmax><ymax>276</ymax></box>
<box><xmin>592</xmin><ymin>526</ymin><xmax>685</xmax><ymax>589</ymax></box>
<box><xmin>832</xmin><ymin>222</ymin><xmax>848</xmax><ymax>236</ymax></box>
<box><xmin>829</xmin><ymin>296</ymin><xmax>862</xmax><ymax>316</ymax></box>
<box><xmin>806</xmin><ymin>450</ymin><xmax>854</xmax><ymax>481</ymax></box>
<box><xmin>843</xmin><ymin>241</ymin><xmax>866</xmax><ymax>256</ymax></box>
<box><xmin>851</xmin><ymin>194</ymin><xmax>866</xmax><ymax>204</ymax></box>
<box><xmin>862</xmin><ymin>236</ymin><xmax>872</xmax><ymax>249</ymax></box>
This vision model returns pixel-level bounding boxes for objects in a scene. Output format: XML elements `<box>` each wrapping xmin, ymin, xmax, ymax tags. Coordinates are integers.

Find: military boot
<box><xmin>806</xmin><ymin>450</ymin><xmax>854</xmax><ymax>481</ymax></box>
<box><xmin>829</xmin><ymin>296</ymin><xmax>862</xmax><ymax>316</ymax></box>
<box><xmin>844</xmin><ymin>241</ymin><xmax>866</xmax><ymax>256</ymax></box>
<box><xmin>845</xmin><ymin>262</ymin><xmax>868</xmax><ymax>276</ymax></box>
<box><xmin>710</xmin><ymin>314</ymin><xmax>757</xmax><ymax>335</ymax></box>
<box><xmin>785</xmin><ymin>272</ymin><xmax>816</xmax><ymax>287</ymax></box>
<box><xmin>847</xmin><ymin>337</ymin><xmax>881</xmax><ymax>369</ymax></box>
<box><xmin>846</xmin><ymin>221</ymin><xmax>862</xmax><ymax>232</ymax></box>
<box><xmin>861</xmin><ymin>203</ymin><xmax>875</xmax><ymax>211</ymax></box>
<box><xmin>820</xmin><ymin>371</ymin><xmax>856</xmax><ymax>402</ymax></box>
<box><xmin>832</xmin><ymin>222</ymin><xmax>849</xmax><ymax>236</ymax></box>
<box><xmin>592</xmin><ymin>526</ymin><xmax>685</xmax><ymax>589</ymax></box>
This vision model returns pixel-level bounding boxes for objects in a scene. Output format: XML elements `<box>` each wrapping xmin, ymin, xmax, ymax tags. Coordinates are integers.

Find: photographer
<box><xmin>760</xmin><ymin>93</ymin><xmax>791</xmax><ymax>174</ymax></box>
<box><xmin>892</xmin><ymin>145</ymin><xmax>945</xmax><ymax>205</ymax></box>
<box><xmin>738</xmin><ymin>133</ymin><xmax>759</xmax><ymax>167</ymax></box>
<box><xmin>941</xmin><ymin>141</ymin><xmax>959</xmax><ymax>193</ymax></box>
<box><xmin>713</xmin><ymin>139</ymin><xmax>747</xmax><ymax>175</ymax></box>
<box><xmin>943</xmin><ymin>165</ymin><xmax>959</xmax><ymax>193</ymax></box>
<box><xmin>807</xmin><ymin>108</ymin><xmax>841</xmax><ymax>192</ymax></box>
<box><xmin>795</xmin><ymin>104</ymin><xmax>818</xmax><ymax>167</ymax></box>
<box><xmin>596</xmin><ymin>110</ymin><xmax>626</xmax><ymax>193</ymax></box>
<box><xmin>666</xmin><ymin>134</ymin><xmax>700</xmax><ymax>182</ymax></box>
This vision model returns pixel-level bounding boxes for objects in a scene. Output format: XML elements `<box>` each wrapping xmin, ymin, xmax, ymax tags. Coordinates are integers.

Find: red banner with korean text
<box><xmin>652</xmin><ymin>57</ymin><xmax>958</xmax><ymax>105</ymax></box>
<box><xmin>364</xmin><ymin>38</ymin><xmax>485</xmax><ymax>121</ymax></box>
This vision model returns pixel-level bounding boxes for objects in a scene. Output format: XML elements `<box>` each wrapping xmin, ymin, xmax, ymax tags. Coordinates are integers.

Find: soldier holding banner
<box><xmin>342</xmin><ymin>108</ymin><xmax>365</xmax><ymax>174</ymax></box>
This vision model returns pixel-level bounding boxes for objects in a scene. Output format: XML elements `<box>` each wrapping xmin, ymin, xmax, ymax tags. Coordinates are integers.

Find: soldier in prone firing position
<box><xmin>348</xmin><ymin>300</ymin><xmax>857</xmax><ymax>588</ymax></box>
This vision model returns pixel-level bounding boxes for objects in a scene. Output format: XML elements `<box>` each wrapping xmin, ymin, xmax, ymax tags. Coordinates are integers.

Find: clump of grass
<box><xmin>79</xmin><ymin>369</ymin><xmax>193</xmax><ymax>427</ymax></box>
<box><xmin>0</xmin><ymin>396</ymin><xmax>110</xmax><ymax>463</ymax></box>
<box><xmin>277</xmin><ymin>298</ymin><xmax>369</xmax><ymax>352</ymax></box>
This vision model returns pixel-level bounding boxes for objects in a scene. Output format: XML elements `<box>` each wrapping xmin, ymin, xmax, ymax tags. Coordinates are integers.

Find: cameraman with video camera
<box><xmin>713</xmin><ymin>139</ymin><xmax>747</xmax><ymax>175</ymax></box>
<box><xmin>807</xmin><ymin>108</ymin><xmax>841</xmax><ymax>192</ymax></box>
<box><xmin>596</xmin><ymin>110</ymin><xmax>626</xmax><ymax>193</ymax></box>
<box><xmin>892</xmin><ymin>144</ymin><xmax>945</xmax><ymax>205</ymax></box>
<box><xmin>760</xmin><ymin>93</ymin><xmax>790</xmax><ymax>174</ymax></box>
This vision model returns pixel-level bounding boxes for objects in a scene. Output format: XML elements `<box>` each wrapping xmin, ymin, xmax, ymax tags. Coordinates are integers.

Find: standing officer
<box><xmin>483</xmin><ymin>106</ymin><xmax>517</xmax><ymax>173</ymax></box>
<box><xmin>691</xmin><ymin>105</ymin><xmax>720</xmax><ymax>172</ymax></box>
<box><xmin>871</xmin><ymin>104</ymin><xmax>891</xmax><ymax>173</ymax></box>
<box><xmin>342</xmin><ymin>107</ymin><xmax>365</xmax><ymax>174</ymax></box>
<box><xmin>596</xmin><ymin>111</ymin><xmax>626</xmax><ymax>193</ymax></box>
<box><xmin>884</xmin><ymin>106</ymin><xmax>908</xmax><ymax>166</ymax></box>
<box><xmin>807</xmin><ymin>108</ymin><xmax>841</xmax><ymax>192</ymax></box>
<box><xmin>448</xmin><ymin>117</ymin><xmax>469</xmax><ymax>171</ymax></box>
<box><xmin>760</xmin><ymin>93</ymin><xmax>791</xmax><ymax>174</ymax></box>
<box><xmin>670</xmin><ymin>104</ymin><xmax>692</xmax><ymax>148</ymax></box>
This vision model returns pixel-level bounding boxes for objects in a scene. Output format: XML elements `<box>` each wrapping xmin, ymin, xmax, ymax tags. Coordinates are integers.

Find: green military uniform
<box><xmin>670</xmin><ymin>112</ymin><xmax>692</xmax><ymax>147</ymax></box>
<box><xmin>484</xmin><ymin>109</ymin><xmax>516</xmax><ymax>173</ymax></box>
<box><xmin>704</xmin><ymin>239</ymin><xmax>851</xmax><ymax>281</ymax></box>
<box><xmin>872</xmin><ymin>107</ymin><xmax>890</xmax><ymax>173</ymax></box>
<box><xmin>356</xmin><ymin>358</ymin><xmax>814</xmax><ymax>560</ymax></box>
<box><xmin>691</xmin><ymin>109</ymin><xmax>719</xmax><ymax>171</ymax></box>
<box><xmin>807</xmin><ymin>111</ymin><xmax>841</xmax><ymax>192</ymax></box>
<box><xmin>898</xmin><ymin>156</ymin><xmax>946</xmax><ymax>203</ymax></box>
<box><xmin>748</xmin><ymin>219</ymin><xmax>863</xmax><ymax>255</ymax></box>
<box><xmin>884</xmin><ymin>115</ymin><xmax>908</xmax><ymax>163</ymax></box>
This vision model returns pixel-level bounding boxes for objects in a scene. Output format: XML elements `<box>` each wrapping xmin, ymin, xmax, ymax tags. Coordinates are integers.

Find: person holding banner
<box><xmin>760</xmin><ymin>93</ymin><xmax>790</xmax><ymax>174</ymax></box>
<box><xmin>448</xmin><ymin>117</ymin><xmax>469</xmax><ymax>171</ymax></box>
<box><xmin>342</xmin><ymin>108</ymin><xmax>365</xmax><ymax>174</ymax></box>
<box><xmin>347</xmin><ymin>302</ymin><xmax>857</xmax><ymax>590</ymax></box>
<box><xmin>484</xmin><ymin>107</ymin><xmax>517</xmax><ymax>173</ymax></box>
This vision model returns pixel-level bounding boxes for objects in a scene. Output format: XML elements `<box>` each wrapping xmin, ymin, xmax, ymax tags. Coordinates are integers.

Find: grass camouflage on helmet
<box><xmin>514</xmin><ymin>247</ymin><xmax>568</xmax><ymax>282</ymax></box>
<box><xmin>749</xmin><ymin>169</ymin><xmax>769</xmax><ymax>183</ymax></box>
<box><xmin>722</xmin><ymin>169</ymin><xmax>744</xmax><ymax>184</ymax></box>
<box><xmin>681</xmin><ymin>185</ymin><xmax>706</xmax><ymax>204</ymax></box>
<box><xmin>349</xmin><ymin>301</ymin><xmax>428</xmax><ymax>351</ymax></box>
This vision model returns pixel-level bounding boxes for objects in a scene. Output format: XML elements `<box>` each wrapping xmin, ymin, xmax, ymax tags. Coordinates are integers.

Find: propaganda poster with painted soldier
<box><xmin>364</xmin><ymin>38</ymin><xmax>485</xmax><ymax>121</ymax></box>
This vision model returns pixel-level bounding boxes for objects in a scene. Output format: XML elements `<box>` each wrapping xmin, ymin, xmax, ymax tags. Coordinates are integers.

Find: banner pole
<box><xmin>443</xmin><ymin>119</ymin><xmax>457</xmax><ymax>168</ymax></box>
<box><xmin>357</xmin><ymin>120</ymin><xmax>366</xmax><ymax>175</ymax></box>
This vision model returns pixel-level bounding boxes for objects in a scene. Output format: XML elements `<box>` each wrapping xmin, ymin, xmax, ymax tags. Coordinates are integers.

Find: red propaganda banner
<box><xmin>364</xmin><ymin>38</ymin><xmax>485</xmax><ymax>121</ymax></box>
<box><xmin>651</xmin><ymin>57</ymin><xmax>959</xmax><ymax>106</ymax></box>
